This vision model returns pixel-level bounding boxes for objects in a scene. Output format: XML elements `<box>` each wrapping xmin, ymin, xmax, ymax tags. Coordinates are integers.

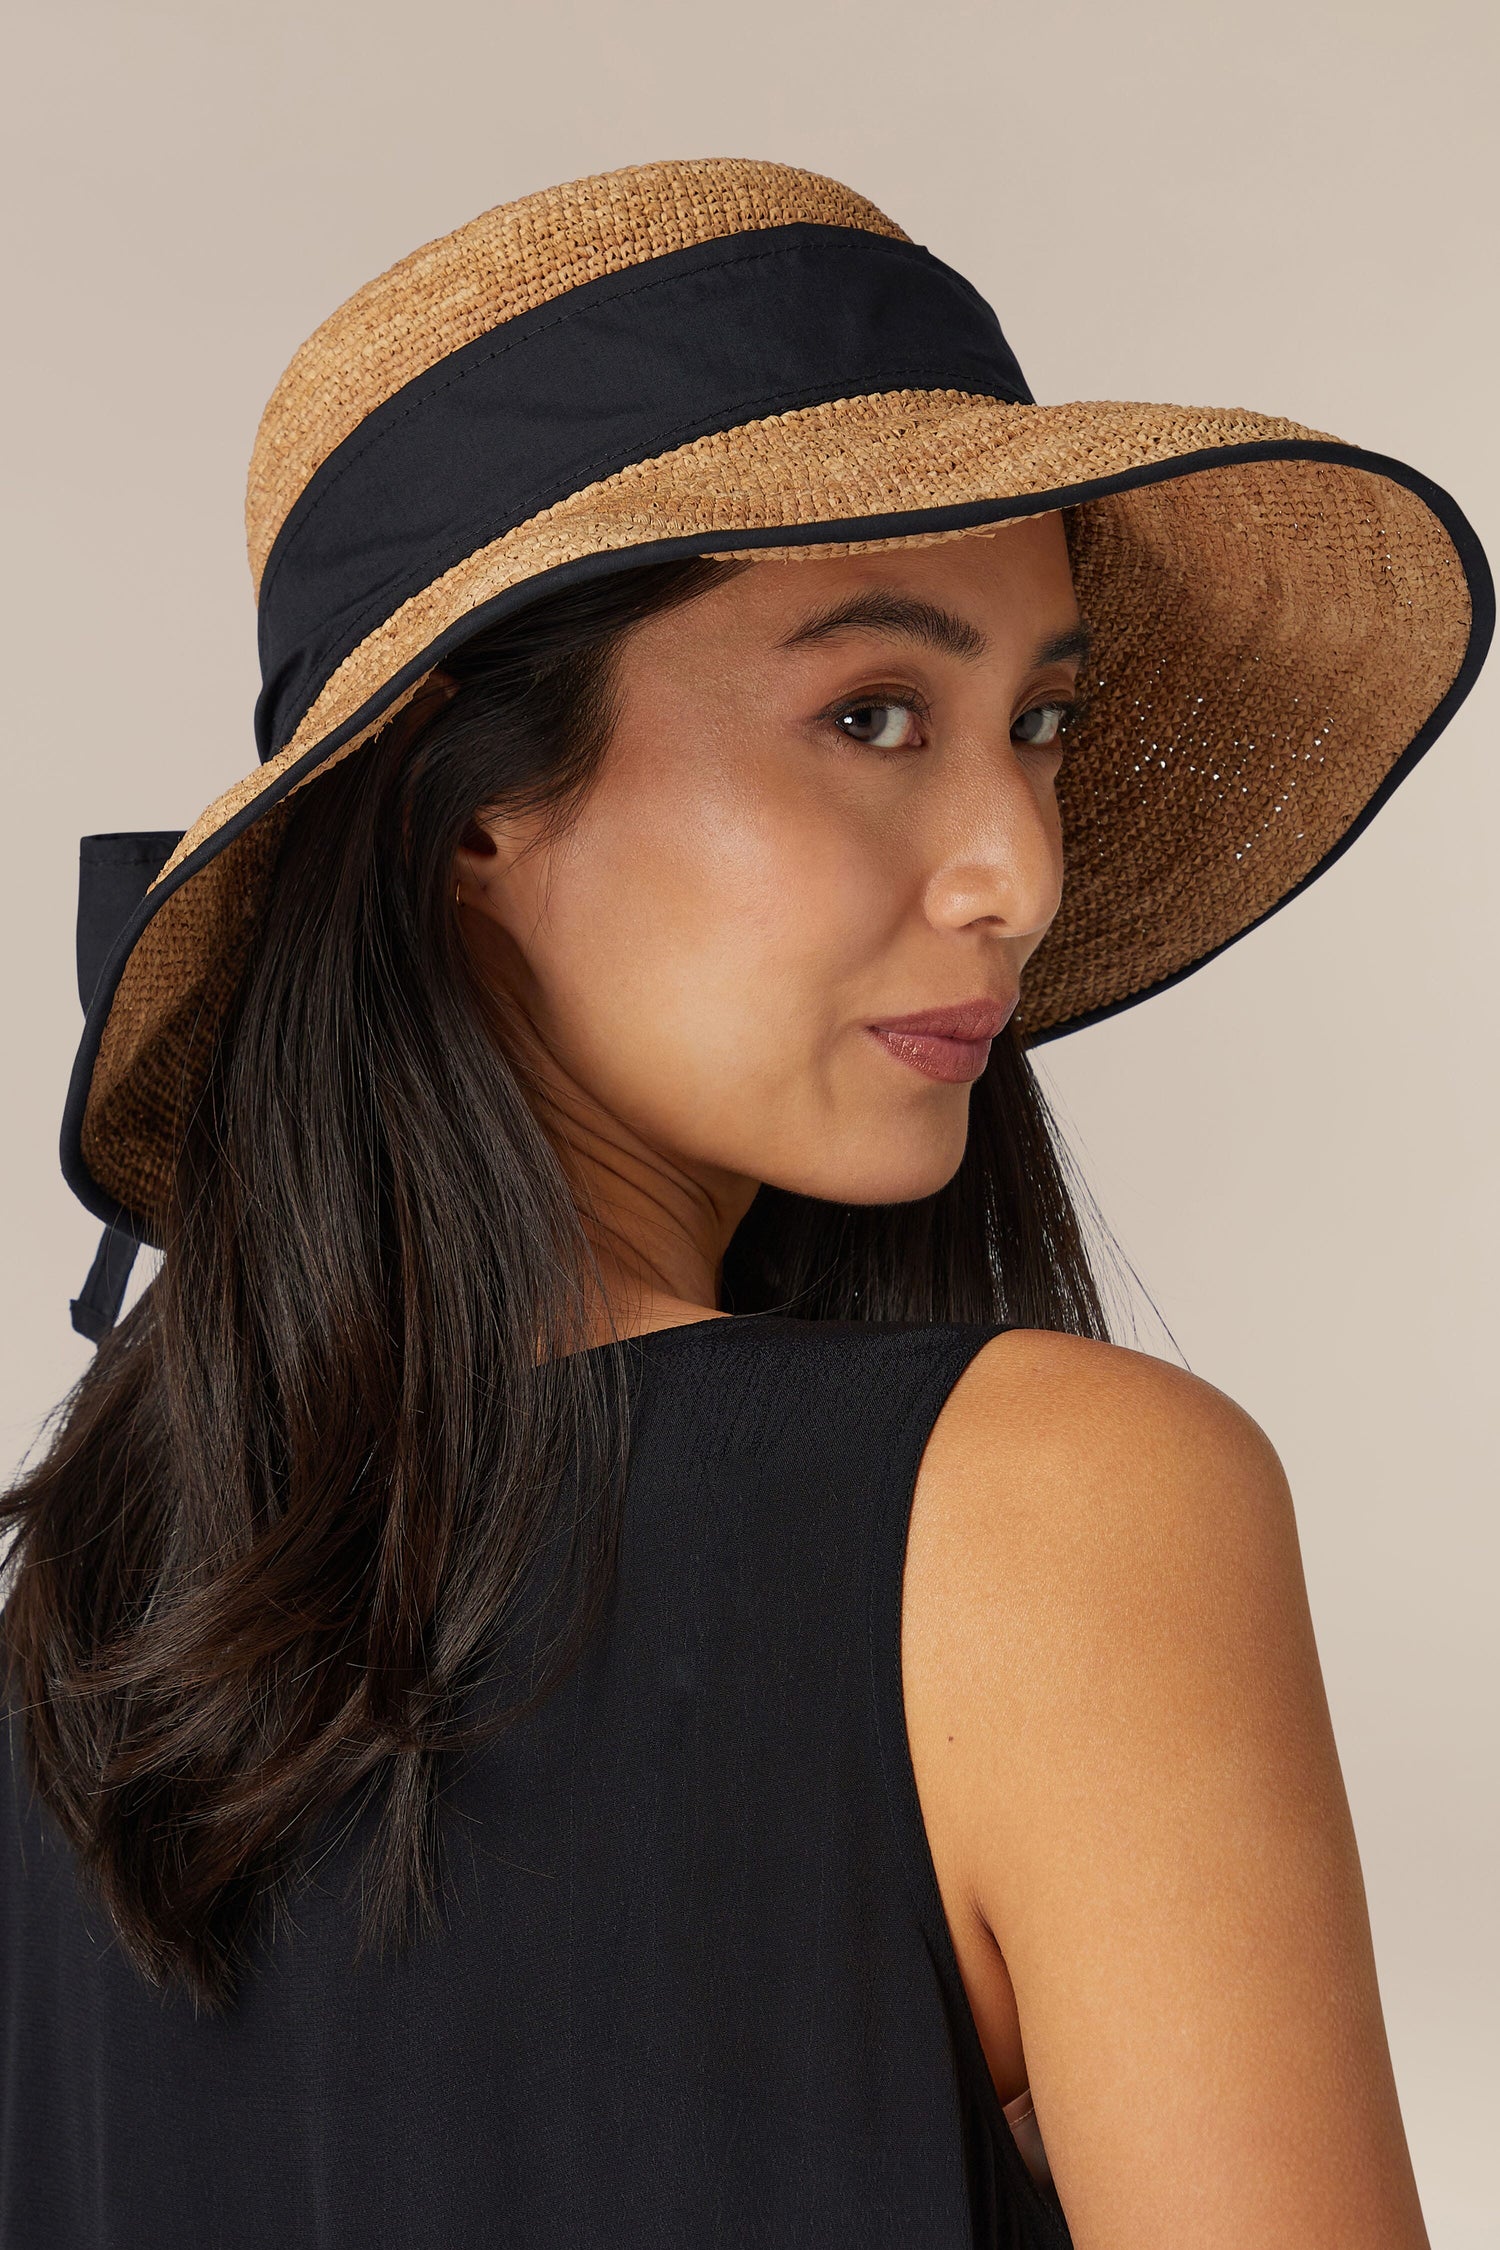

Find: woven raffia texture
<box><xmin>1050</xmin><ymin>458</ymin><xmax>1467</xmax><ymax>1023</ymax></box>
<box><xmin>246</xmin><ymin>157</ymin><xmax>906</xmax><ymax>591</ymax></box>
<box><xmin>79</xmin><ymin>159</ymin><xmax>1475</xmax><ymax>1230</ymax></box>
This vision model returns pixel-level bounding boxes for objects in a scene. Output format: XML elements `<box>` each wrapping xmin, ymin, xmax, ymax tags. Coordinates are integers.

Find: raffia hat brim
<box><xmin>66</xmin><ymin>382</ymin><xmax>1488</xmax><ymax>1239</ymax></box>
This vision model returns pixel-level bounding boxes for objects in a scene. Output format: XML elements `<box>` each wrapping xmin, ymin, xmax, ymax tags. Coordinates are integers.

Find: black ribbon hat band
<box><xmin>253</xmin><ymin>223</ymin><xmax>1033</xmax><ymax>759</ymax></box>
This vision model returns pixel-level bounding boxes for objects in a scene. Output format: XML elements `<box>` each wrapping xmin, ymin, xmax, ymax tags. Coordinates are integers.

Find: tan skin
<box><xmin>455</xmin><ymin>518</ymin><xmax>1430</xmax><ymax>2249</ymax></box>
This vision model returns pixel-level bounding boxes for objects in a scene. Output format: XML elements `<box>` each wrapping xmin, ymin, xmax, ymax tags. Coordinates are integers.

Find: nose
<box><xmin>918</xmin><ymin>751</ymin><xmax>1064</xmax><ymax>953</ymax></box>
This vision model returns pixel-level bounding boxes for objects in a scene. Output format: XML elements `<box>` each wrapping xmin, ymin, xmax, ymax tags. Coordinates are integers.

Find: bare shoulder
<box><xmin>903</xmin><ymin>1333</ymin><xmax>1426</xmax><ymax>2243</ymax></box>
<box><xmin>906</xmin><ymin>1329</ymin><xmax>1314</xmax><ymax>1824</ymax></box>
<box><xmin>922</xmin><ymin>1325</ymin><xmax>1289</xmax><ymax>1542</ymax></box>
<box><xmin>910</xmin><ymin>1328</ymin><xmax>1301</xmax><ymax>1664</ymax></box>
<box><xmin>907</xmin><ymin>1323</ymin><xmax>1311</xmax><ymax>1749</ymax></box>
<box><xmin>906</xmin><ymin>1327</ymin><xmax>1314</xmax><ymax>1798</ymax></box>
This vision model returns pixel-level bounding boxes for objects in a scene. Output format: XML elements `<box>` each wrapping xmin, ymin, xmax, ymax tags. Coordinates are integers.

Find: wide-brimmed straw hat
<box><xmin>62</xmin><ymin>155</ymin><xmax>1492</xmax><ymax>1335</ymax></box>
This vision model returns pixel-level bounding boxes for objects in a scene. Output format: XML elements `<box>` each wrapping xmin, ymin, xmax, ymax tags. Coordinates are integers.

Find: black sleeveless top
<box><xmin>1</xmin><ymin>1313</ymin><xmax>1072</xmax><ymax>2248</ymax></box>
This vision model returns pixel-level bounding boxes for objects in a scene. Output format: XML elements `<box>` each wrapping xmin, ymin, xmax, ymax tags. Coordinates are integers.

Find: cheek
<box><xmin>515</xmin><ymin>760</ymin><xmax>893</xmax><ymax>1139</ymax></box>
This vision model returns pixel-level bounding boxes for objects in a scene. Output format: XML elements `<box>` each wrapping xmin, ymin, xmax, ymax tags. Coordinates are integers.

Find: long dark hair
<box><xmin>2</xmin><ymin>555</ymin><xmax>1109</xmax><ymax>2013</ymax></box>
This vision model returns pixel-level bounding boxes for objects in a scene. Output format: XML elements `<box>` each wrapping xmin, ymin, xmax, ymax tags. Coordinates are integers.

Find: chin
<box><xmin>776</xmin><ymin>1117</ymin><xmax>970</xmax><ymax>1208</ymax></box>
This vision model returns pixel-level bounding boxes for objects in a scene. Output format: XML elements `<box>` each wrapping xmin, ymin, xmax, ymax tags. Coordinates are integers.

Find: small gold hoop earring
<box><xmin>454</xmin><ymin>882</ymin><xmax>462</xmax><ymax>909</ymax></box>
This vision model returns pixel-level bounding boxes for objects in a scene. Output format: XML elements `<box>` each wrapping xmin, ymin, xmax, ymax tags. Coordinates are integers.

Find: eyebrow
<box><xmin>1032</xmin><ymin>623</ymin><xmax>1093</xmax><ymax>669</ymax></box>
<box><xmin>776</xmin><ymin>591</ymin><xmax>1091</xmax><ymax>673</ymax></box>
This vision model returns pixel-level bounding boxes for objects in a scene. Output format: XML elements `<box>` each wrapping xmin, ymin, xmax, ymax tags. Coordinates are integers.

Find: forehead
<box><xmin>637</xmin><ymin>516</ymin><xmax>1079</xmax><ymax>663</ymax></box>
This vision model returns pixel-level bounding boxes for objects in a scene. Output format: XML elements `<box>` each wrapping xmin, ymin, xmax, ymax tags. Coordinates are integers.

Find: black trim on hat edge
<box><xmin>61</xmin><ymin>433</ymin><xmax>1494</xmax><ymax>1240</ymax></box>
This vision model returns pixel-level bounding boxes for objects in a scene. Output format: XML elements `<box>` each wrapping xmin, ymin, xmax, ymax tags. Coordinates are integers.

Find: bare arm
<box><xmin>903</xmin><ymin>1329</ymin><xmax>1429</xmax><ymax>2250</ymax></box>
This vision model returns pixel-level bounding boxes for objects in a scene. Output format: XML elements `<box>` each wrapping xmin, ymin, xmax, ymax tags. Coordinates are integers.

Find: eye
<box><xmin>1011</xmin><ymin>700</ymin><xmax>1074</xmax><ymax>749</ymax></box>
<box><xmin>834</xmin><ymin>699</ymin><xmax>924</xmax><ymax>751</ymax></box>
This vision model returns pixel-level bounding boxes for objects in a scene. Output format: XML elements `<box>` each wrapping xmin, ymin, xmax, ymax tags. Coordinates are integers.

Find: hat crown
<box><xmin>245</xmin><ymin>157</ymin><xmax>907</xmax><ymax>593</ymax></box>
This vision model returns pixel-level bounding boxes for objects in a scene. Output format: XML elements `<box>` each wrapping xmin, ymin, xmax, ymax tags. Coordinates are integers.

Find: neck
<box><xmin>527</xmin><ymin>1053</ymin><xmax>760</xmax><ymax>1350</ymax></box>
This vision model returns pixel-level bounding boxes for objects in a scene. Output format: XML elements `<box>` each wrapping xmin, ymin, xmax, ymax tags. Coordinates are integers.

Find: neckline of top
<box><xmin>553</xmin><ymin>1309</ymin><xmax>788</xmax><ymax>1364</ymax></box>
<box><xmin>554</xmin><ymin>1309</ymin><xmax>1001</xmax><ymax>1365</ymax></box>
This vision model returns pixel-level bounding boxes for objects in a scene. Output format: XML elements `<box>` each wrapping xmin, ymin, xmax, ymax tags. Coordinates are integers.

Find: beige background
<box><xmin>4</xmin><ymin>0</ymin><xmax>1495</xmax><ymax>2237</ymax></box>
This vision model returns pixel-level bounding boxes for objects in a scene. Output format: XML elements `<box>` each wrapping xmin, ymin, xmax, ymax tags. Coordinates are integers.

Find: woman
<box><xmin>1</xmin><ymin>158</ymin><xmax>1490</xmax><ymax>2248</ymax></box>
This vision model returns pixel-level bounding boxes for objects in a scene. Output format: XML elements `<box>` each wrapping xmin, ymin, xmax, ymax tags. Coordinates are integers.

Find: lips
<box><xmin>866</xmin><ymin>995</ymin><xmax>1017</xmax><ymax>1084</ymax></box>
<box><xmin>870</xmin><ymin>999</ymin><xmax>1015</xmax><ymax>1042</ymax></box>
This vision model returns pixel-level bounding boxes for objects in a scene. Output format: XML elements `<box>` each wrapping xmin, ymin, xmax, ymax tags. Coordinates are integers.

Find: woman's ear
<box><xmin>454</xmin><ymin>816</ymin><xmax>501</xmax><ymax>913</ymax></box>
<box><xmin>455</xmin><ymin>801</ymin><xmax>556</xmax><ymax>922</ymax></box>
